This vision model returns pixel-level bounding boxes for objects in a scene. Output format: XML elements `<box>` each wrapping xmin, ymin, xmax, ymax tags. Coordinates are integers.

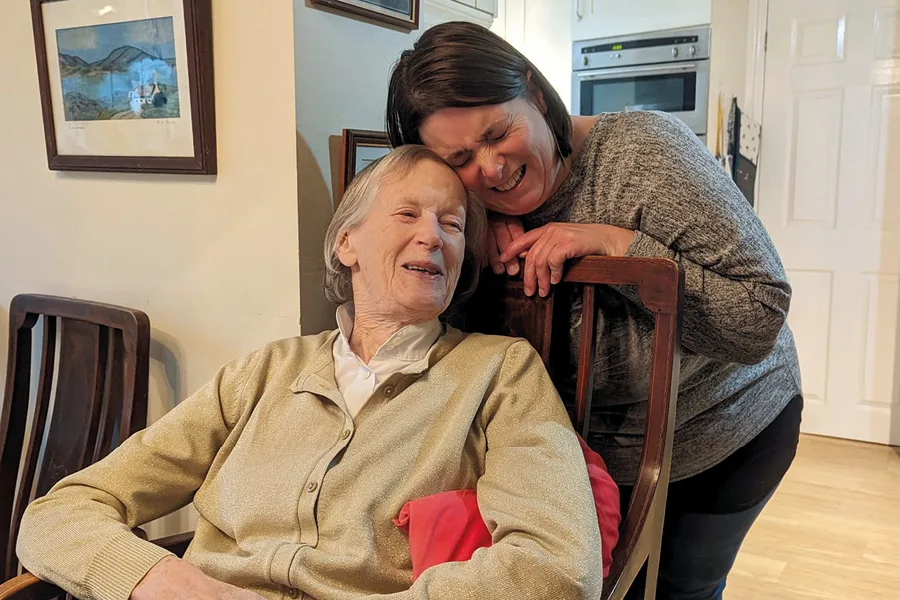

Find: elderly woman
<box><xmin>15</xmin><ymin>145</ymin><xmax>603</xmax><ymax>600</ymax></box>
<box><xmin>386</xmin><ymin>21</ymin><xmax>803</xmax><ymax>600</ymax></box>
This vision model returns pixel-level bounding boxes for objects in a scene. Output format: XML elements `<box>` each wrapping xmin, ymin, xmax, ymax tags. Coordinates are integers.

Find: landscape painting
<box><xmin>55</xmin><ymin>16</ymin><xmax>180</xmax><ymax>121</ymax></box>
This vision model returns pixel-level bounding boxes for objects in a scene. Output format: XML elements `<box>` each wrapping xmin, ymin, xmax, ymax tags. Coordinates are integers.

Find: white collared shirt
<box><xmin>332</xmin><ymin>303</ymin><xmax>443</xmax><ymax>420</ymax></box>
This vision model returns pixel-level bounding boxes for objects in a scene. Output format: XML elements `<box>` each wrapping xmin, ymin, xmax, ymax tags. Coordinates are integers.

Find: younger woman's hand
<box><xmin>499</xmin><ymin>223</ymin><xmax>635</xmax><ymax>297</ymax></box>
<box><xmin>485</xmin><ymin>215</ymin><xmax>526</xmax><ymax>275</ymax></box>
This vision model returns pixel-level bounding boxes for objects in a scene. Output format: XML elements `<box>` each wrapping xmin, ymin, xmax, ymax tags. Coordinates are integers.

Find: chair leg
<box><xmin>643</xmin><ymin>495</ymin><xmax>666</xmax><ymax>600</ymax></box>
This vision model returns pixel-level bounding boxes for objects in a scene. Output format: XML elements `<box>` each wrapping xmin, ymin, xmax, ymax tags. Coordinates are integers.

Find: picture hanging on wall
<box><xmin>339</xmin><ymin>129</ymin><xmax>391</xmax><ymax>204</ymax></box>
<box><xmin>310</xmin><ymin>0</ymin><xmax>419</xmax><ymax>31</ymax></box>
<box><xmin>30</xmin><ymin>0</ymin><xmax>217</xmax><ymax>174</ymax></box>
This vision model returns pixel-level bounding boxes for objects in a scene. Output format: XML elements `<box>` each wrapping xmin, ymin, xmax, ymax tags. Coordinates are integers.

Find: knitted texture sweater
<box><xmin>522</xmin><ymin>111</ymin><xmax>803</xmax><ymax>484</ymax></box>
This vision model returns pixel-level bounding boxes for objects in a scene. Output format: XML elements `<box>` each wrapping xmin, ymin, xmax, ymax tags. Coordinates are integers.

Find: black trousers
<box><xmin>620</xmin><ymin>395</ymin><xmax>803</xmax><ymax>599</ymax></box>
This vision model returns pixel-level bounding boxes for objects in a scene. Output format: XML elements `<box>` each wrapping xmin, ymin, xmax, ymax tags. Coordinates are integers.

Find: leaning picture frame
<box><xmin>310</xmin><ymin>0</ymin><xmax>419</xmax><ymax>32</ymax></box>
<box><xmin>339</xmin><ymin>129</ymin><xmax>391</xmax><ymax>203</ymax></box>
<box><xmin>30</xmin><ymin>0</ymin><xmax>217</xmax><ymax>174</ymax></box>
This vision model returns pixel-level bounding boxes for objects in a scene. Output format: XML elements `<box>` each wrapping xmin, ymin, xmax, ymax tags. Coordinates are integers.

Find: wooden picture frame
<box><xmin>339</xmin><ymin>129</ymin><xmax>391</xmax><ymax>203</ymax></box>
<box><xmin>30</xmin><ymin>0</ymin><xmax>217</xmax><ymax>174</ymax></box>
<box><xmin>310</xmin><ymin>0</ymin><xmax>419</xmax><ymax>32</ymax></box>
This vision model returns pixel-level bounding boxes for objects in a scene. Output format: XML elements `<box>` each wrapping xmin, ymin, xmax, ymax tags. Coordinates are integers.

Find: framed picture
<box><xmin>311</xmin><ymin>0</ymin><xmax>419</xmax><ymax>32</ymax></box>
<box><xmin>339</xmin><ymin>129</ymin><xmax>391</xmax><ymax>202</ymax></box>
<box><xmin>30</xmin><ymin>0</ymin><xmax>217</xmax><ymax>174</ymax></box>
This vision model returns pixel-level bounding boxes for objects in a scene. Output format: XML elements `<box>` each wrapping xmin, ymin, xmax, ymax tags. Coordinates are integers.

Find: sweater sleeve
<box><xmin>619</xmin><ymin>112</ymin><xmax>791</xmax><ymax>364</ymax></box>
<box><xmin>370</xmin><ymin>340</ymin><xmax>604</xmax><ymax>600</ymax></box>
<box><xmin>15</xmin><ymin>350</ymin><xmax>261</xmax><ymax>600</ymax></box>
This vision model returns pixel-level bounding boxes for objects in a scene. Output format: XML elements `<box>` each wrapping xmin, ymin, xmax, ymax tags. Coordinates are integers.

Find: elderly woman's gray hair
<box><xmin>324</xmin><ymin>144</ymin><xmax>487</xmax><ymax>307</ymax></box>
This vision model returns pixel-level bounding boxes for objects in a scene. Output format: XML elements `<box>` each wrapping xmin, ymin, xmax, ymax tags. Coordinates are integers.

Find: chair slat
<box><xmin>34</xmin><ymin>319</ymin><xmax>106</xmax><ymax>500</ymax></box>
<box><xmin>466</xmin><ymin>256</ymin><xmax>683</xmax><ymax>600</ymax></box>
<box><xmin>0</xmin><ymin>295</ymin><xmax>150</xmax><ymax>581</ymax></box>
<box><xmin>5</xmin><ymin>318</ymin><xmax>59</xmax><ymax>580</ymax></box>
<box><xmin>574</xmin><ymin>284</ymin><xmax>597</xmax><ymax>437</ymax></box>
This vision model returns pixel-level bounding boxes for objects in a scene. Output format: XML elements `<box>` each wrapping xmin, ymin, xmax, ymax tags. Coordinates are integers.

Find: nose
<box><xmin>477</xmin><ymin>152</ymin><xmax>505</xmax><ymax>183</ymax></box>
<box><xmin>415</xmin><ymin>214</ymin><xmax>444</xmax><ymax>250</ymax></box>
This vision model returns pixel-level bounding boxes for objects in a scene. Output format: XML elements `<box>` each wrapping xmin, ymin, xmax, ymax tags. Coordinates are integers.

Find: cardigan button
<box><xmin>306</xmin><ymin>481</ymin><xmax>318</xmax><ymax>493</ymax></box>
<box><xmin>383</xmin><ymin>385</ymin><xmax>395</xmax><ymax>397</ymax></box>
<box><xmin>287</xmin><ymin>587</ymin><xmax>299</xmax><ymax>599</ymax></box>
<box><xmin>341</xmin><ymin>429</ymin><xmax>351</xmax><ymax>440</ymax></box>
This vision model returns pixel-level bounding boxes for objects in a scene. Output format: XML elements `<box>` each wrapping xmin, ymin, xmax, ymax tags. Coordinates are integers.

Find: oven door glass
<box><xmin>579</xmin><ymin>71</ymin><xmax>697</xmax><ymax>115</ymax></box>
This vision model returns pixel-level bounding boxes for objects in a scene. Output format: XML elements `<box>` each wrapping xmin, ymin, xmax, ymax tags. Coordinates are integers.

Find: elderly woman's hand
<box><xmin>486</xmin><ymin>214</ymin><xmax>526</xmax><ymax>275</ymax></box>
<box><xmin>131</xmin><ymin>556</ymin><xmax>265</xmax><ymax>600</ymax></box>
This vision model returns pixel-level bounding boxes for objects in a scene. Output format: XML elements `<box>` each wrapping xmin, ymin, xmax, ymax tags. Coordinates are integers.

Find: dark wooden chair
<box><xmin>466</xmin><ymin>256</ymin><xmax>684</xmax><ymax>600</ymax></box>
<box><xmin>0</xmin><ymin>256</ymin><xmax>682</xmax><ymax>600</ymax></box>
<box><xmin>0</xmin><ymin>294</ymin><xmax>152</xmax><ymax>591</ymax></box>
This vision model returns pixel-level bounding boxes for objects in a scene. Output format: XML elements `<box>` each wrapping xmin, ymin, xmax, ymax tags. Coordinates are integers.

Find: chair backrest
<box><xmin>466</xmin><ymin>256</ymin><xmax>683</xmax><ymax>600</ymax></box>
<box><xmin>0</xmin><ymin>294</ymin><xmax>150</xmax><ymax>581</ymax></box>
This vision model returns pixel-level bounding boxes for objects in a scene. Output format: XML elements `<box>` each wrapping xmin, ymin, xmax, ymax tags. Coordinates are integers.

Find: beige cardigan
<box><xmin>16</xmin><ymin>327</ymin><xmax>603</xmax><ymax>600</ymax></box>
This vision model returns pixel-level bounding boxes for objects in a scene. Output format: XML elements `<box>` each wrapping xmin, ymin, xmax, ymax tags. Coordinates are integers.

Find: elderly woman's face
<box><xmin>418</xmin><ymin>97</ymin><xmax>563</xmax><ymax>216</ymax></box>
<box><xmin>338</xmin><ymin>159</ymin><xmax>468</xmax><ymax>321</ymax></box>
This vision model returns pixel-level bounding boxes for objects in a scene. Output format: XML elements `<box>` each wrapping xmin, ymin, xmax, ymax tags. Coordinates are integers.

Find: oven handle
<box><xmin>576</xmin><ymin>62</ymin><xmax>701</xmax><ymax>80</ymax></box>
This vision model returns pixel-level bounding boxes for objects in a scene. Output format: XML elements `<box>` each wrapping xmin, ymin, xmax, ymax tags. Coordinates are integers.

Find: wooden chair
<box><xmin>0</xmin><ymin>256</ymin><xmax>682</xmax><ymax>600</ymax></box>
<box><xmin>466</xmin><ymin>256</ymin><xmax>684</xmax><ymax>600</ymax></box>
<box><xmin>0</xmin><ymin>294</ymin><xmax>152</xmax><ymax>590</ymax></box>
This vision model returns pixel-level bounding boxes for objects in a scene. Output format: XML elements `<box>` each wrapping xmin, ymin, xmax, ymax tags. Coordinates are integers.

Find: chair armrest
<box><xmin>0</xmin><ymin>573</ymin><xmax>65</xmax><ymax>600</ymax></box>
<box><xmin>0</xmin><ymin>531</ymin><xmax>196</xmax><ymax>600</ymax></box>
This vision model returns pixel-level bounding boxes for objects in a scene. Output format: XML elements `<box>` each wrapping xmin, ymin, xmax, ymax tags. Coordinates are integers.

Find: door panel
<box><xmin>759</xmin><ymin>0</ymin><xmax>900</xmax><ymax>444</ymax></box>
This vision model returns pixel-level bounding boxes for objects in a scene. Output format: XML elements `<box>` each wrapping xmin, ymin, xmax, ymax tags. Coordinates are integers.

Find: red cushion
<box><xmin>394</xmin><ymin>435</ymin><xmax>620</xmax><ymax>579</ymax></box>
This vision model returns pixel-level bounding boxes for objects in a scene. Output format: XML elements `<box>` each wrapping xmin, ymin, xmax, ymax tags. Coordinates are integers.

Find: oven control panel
<box><xmin>573</xmin><ymin>26</ymin><xmax>711</xmax><ymax>71</ymax></box>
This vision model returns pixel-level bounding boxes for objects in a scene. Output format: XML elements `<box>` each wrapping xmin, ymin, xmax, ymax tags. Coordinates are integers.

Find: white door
<box><xmin>757</xmin><ymin>0</ymin><xmax>900</xmax><ymax>444</ymax></box>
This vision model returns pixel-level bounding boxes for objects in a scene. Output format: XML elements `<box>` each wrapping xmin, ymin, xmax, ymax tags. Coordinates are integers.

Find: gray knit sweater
<box><xmin>523</xmin><ymin>111</ymin><xmax>803</xmax><ymax>485</ymax></box>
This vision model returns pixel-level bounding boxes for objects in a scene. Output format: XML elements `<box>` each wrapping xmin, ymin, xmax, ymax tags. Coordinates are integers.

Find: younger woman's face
<box><xmin>418</xmin><ymin>97</ymin><xmax>566</xmax><ymax>216</ymax></box>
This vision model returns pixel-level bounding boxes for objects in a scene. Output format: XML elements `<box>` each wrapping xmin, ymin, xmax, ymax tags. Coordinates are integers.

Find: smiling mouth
<box><xmin>492</xmin><ymin>164</ymin><xmax>526</xmax><ymax>193</ymax></box>
<box><xmin>403</xmin><ymin>263</ymin><xmax>444</xmax><ymax>278</ymax></box>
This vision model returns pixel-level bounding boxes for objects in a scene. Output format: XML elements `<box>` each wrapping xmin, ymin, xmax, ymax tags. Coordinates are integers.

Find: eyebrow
<box><xmin>445</xmin><ymin>117</ymin><xmax>508</xmax><ymax>161</ymax></box>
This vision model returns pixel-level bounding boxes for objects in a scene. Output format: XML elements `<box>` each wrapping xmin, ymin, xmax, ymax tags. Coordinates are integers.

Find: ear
<box><xmin>336</xmin><ymin>230</ymin><xmax>358</xmax><ymax>269</ymax></box>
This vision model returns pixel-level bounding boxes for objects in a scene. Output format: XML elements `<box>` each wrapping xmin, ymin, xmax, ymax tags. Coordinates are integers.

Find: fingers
<box><xmin>531</xmin><ymin>238</ymin><xmax>558</xmax><ymax>297</ymax></box>
<box><xmin>519</xmin><ymin>232</ymin><xmax>552</xmax><ymax>296</ymax></box>
<box><xmin>490</xmin><ymin>220</ymin><xmax>521</xmax><ymax>276</ymax></box>
<box><xmin>500</xmin><ymin>228</ymin><xmax>543</xmax><ymax>263</ymax></box>
<box><xmin>485</xmin><ymin>226</ymin><xmax>504</xmax><ymax>275</ymax></box>
<box><xmin>507</xmin><ymin>217</ymin><xmax>525</xmax><ymax>240</ymax></box>
<box><xmin>520</xmin><ymin>227</ymin><xmax>569</xmax><ymax>297</ymax></box>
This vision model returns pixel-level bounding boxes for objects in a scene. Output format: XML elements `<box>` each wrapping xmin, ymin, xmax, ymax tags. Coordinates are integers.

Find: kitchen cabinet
<box><xmin>572</xmin><ymin>0</ymin><xmax>711</xmax><ymax>42</ymax></box>
<box><xmin>444</xmin><ymin>0</ymin><xmax>497</xmax><ymax>16</ymax></box>
<box><xmin>476</xmin><ymin>0</ymin><xmax>498</xmax><ymax>16</ymax></box>
<box><xmin>424</xmin><ymin>0</ymin><xmax>497</xmax><ymax>24</ymax></box>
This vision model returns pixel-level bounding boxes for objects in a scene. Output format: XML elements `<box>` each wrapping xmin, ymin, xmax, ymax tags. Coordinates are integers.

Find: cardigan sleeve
<box><xmin>370</xmin><ymin>340</ymin><xmax>604</xmax><ymax>600</ymax></box>
<box><xmin>15</xmin><ymin>350</ymin><xmax>261</xmax><ymax>600</ymax></box>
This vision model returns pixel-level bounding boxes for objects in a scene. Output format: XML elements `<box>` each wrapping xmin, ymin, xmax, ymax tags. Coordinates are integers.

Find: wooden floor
<box><xmin>727</xmin><ymin>435</ymin><xmax>900</xmax><ymax>599</ymax></box>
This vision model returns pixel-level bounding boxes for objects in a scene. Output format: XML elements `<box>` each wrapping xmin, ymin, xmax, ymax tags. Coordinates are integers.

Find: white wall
<box><xmin>707</xmin><ymin>0</ymin><xmax>751</xmax><ymax>153</ymax></box>
<box><xmin>0</xmin><ymin>1</ymin><xmax>300</xmax><ymax>536</ymax></box>
<box><xmin>573</xmin><ymin>0</ymin><xmax>711</xmax><ymax>40</ymax></box>
<box><xmin>294</xmin><ymin>1</ymin><xmax>493</xmax><ymax>334</ymax></box>
<box><xmin>495</xmin><ymin>0</ymin><xmax>574</xmax><ymax>109</ymax></box>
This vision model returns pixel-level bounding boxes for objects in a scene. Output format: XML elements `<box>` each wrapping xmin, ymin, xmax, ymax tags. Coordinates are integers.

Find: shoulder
<box><xmin>584</xmin><ymin>111</ymin><xmax>724</xmax><ymax>189</ymax></box>
<box><xmin>443</xmin><ymin>327</ymin><xmax>531</xmax><ymax>356</ymax></box>
<box><xmin>580</xmin><ymin>111</ymin><xmax>704</xmax><ymax>167</ymax></box>
<box><xmin>448</xmin><ymin>329</ymin><xmax>548</xmax><ymax>382</ymax></box>
<box><xmin>217</xmin><ymin>331</ymin><xmax>336</xmax><ymax>387</ymax></box>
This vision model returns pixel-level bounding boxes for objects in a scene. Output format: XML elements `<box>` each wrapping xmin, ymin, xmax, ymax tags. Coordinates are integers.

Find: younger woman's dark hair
<box><xmin>386</xmin><ymin>21</ymin><xmax>572</xmax><ymax>158</ymax></box>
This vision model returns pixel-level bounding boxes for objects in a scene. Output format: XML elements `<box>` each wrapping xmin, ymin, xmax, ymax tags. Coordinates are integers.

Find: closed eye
<box><xmin>449</xmin><ymin>153</ymin><xmax>471</xmax><ymax>169</ymax></box>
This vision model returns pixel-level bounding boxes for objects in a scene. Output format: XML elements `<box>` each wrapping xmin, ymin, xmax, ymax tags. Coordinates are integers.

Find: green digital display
<box><xmin>612</xmin><ymin>44</ymin><xmax>623</xmax><ymax>51</ymax></box>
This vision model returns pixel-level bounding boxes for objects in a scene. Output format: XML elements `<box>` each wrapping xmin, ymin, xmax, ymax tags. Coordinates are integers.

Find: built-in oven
<box><xmin>572</xmin><ymin>26</ymin><xmax>711</xmax><ymax>141</ymax></box>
